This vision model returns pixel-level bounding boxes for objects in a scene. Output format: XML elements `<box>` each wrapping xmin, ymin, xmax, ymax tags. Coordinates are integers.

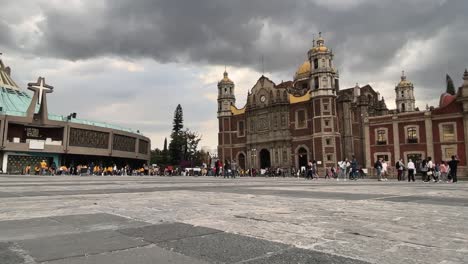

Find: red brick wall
<box><xmin>432</xmin><ymin>117</ymin><xmax>466</xmax><ymax>165</ymax></box>
<box><xmin>369</xmin><ymin>118</ymin><xmax>394</xmax><ymax>164</ymax></box>
<box><xmin>290</xmin><ymin>101</ymin><xmax>313</xmax><ymax>137</ymax></box>
<box><xmin>231</xmin><ymin>114</ymin><xmax>247</xmax><ymax>145</ymax></box>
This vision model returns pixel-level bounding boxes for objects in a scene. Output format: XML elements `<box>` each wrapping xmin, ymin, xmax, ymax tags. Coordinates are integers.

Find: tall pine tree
<box><xmin>162</xmin><ymin>137</ymin><xmax>168</xmax><ymax>165</ymax></box>
<box><xmin>168</xmin><ymin>105</ymin><xmax>184</xmax><ymax>165</ymax></box>
<box><xmin>446</xmin><ymin>74</ymin><xmax>456</xmax><ymax>95</ymax></box>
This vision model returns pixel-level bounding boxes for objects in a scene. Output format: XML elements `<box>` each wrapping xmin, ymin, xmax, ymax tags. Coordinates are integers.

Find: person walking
<box><xmin>434</xmin><ymin>162</ymin><xmax>440</xmax><ymax>182</ymax></box>
<box><xmin>381</xmin><ymin>160</ymin><xmax>388</xmax><ymax>181</ymax></box>
<box><xmin>338</xmin><ymin>158</ymin><xmax>349</xmax><ymax>181</ymax></box>
<box><xmin>420</xmin><ymin>159</ymin><xmax>428</xmax><ymax>182</ymax></box>
<box><xmin>427</xmin><ymin>157</ymin><xmax>434</xmax><ymax>182</ymax></box>
<box><xmin>374</xmin><ymin>158</ymin><xmax>383</xmax><ymax>181</ymax></box>
<box><xmin>311</xmin><ymin>160</ymin><xmax>318</xmax><ymax>180</ymax></box>
<box><xmin>396</xmin><ymin>158</ymin><xmax>405</xmax><ymax>181</ymax></box>
<box><xmin>350</xmin><ymin>155</ymin><xmax>358</xmax><ymax>181</ymax></box>
<box><xmin>448</xmin><ymin>155</ymin><xmax>459</xmax><ymax>183</ymax></box>
<box><xmin>407</xmin><ymin>159</ymin><xmax>415</xmax><ymax>182</ymax></box>
<box><xmin>306</xmin><ymin>160</ymin><xmax>312</xmax><ymax>180</ymax></box>
<box><xmin>440</xmin><ymin>161</ymin><xmax>448</xmax><ymax>183</ymax></box>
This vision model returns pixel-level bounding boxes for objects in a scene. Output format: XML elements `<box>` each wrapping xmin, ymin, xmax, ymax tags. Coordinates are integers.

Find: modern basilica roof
<box><xmin>0</xmin><ymin>58</ymin><xmax>142</xmax><ymax>134</ymax></box>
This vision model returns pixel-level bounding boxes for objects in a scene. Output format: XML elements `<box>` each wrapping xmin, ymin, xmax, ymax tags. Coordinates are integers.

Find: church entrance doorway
<box><xmin>259</xmin><ymin>149</ymin><xmax>271</xmax><ymax>169</ymax></box>
<box><xmin>238</xmin><ymin>153</ymin><xmax>246</xmax><ymax>170</ymax></box>
<box><xmin>298</xmin><ymin>147</ymin><xmax>308</xmax><ymax>169</ymax></box>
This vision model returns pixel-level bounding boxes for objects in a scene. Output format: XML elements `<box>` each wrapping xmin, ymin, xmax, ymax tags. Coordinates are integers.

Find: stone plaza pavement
<box><xmin>0</xmin><ymin>175</ymin><xmax>466</xmax><ymax>264</ymax></box>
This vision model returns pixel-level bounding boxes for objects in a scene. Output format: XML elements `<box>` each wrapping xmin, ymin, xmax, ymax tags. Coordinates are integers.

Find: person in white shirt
<box><xmin>407</xmin><ymin>159</ymin><xmax>415</xmax><ymax>182</ymax></box>
<box><xmin>427</xmin><ymin>157</ymin><xmax>435</xmax><ymax>182</ymax></box>
<box><xmin>381</xmin><ymin>160</ymin><xmax>388</xmax><ymax>181</ymax></box>
<box><xmin>338</xmin><ymin>158</ymin><xmax>349</xmax><ymax>181</ymax></box>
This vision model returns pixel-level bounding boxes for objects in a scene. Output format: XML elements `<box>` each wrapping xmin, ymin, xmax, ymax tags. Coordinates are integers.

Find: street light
<box><xmin>67</xmin><ymin>112</ymin><xmax>77</xmax><ymax>120</ymax></box>
<box><xmin>251</xmin><ymin>148</ymin><xmax>256</xmax><ymax>177</ymax></box>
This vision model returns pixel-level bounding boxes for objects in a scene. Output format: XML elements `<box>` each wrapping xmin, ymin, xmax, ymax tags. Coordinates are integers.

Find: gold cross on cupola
<box><xmin>28</xmin><ymin>77</ymin><xmax>54</xmax><ymax>106</ymax></box>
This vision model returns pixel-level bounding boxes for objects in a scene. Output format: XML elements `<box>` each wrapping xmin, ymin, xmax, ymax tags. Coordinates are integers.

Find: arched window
<box><xmin>407</xmin><ymin>127</ymin><xmax>417</xmax><ymax>143</ymax></box>
<box><xmin>314</xmin><ymin>59</ymin><xmax>319</xmax><ymax>69</ymax></box>
<box><xmin>401</xmin><ymin>103</ymin><xmax>406</xmax><ymax>112</ymax></box>
<box><xmin>296</xmin><ymin>109</ymin><xmax>307</xmax><ymax>129</ymax></box>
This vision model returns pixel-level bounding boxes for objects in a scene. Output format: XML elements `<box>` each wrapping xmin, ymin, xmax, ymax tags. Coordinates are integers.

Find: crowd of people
<box><xmin>23</xmin><ymin>161</ymin><xmax>152</xmax><ymax>176</ymax></box>
<box><xmin>20</xmin><ymin>155</ymin><xmax>461</xmax><ymax>183</ymax></box>
<box><xmin>373</xmin><ymin>155</ymin><xmax>460</xmax><ymax>183</ymax></box>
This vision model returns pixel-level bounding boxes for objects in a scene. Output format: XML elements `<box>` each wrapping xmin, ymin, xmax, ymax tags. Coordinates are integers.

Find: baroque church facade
<box><xmin>217</xmin><ymin>34</ymin><xmax>468</xmax><ymax>173</ymax></box>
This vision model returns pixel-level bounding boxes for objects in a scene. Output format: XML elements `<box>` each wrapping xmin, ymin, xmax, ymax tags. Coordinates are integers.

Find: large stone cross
<box><xmin>28</xmin><ymin>77</ymin><xmax>54</xmax><ymax>106</ymax></box>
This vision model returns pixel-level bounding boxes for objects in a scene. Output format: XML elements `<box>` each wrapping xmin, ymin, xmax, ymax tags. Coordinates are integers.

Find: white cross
<box><xmin>30</xmin><ymin>78</ymin><xmax>52</xmax><ymax>105</ymax></box>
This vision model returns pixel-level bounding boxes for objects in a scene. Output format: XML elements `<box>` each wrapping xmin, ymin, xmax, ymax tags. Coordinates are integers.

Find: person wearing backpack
<box><xmin>374</xmin><ymin>158</ymin><xmax>383</xmax><ymax>181</ymax></box>
<box><xmin>396</xmin><ymin>158</ymin><xmax>405</xmax><ymax>181</ymax></box>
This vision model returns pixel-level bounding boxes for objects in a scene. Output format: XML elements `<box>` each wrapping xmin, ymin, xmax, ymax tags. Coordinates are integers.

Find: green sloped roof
<box><xmin>0</xmin><ymin>59</ymin><xmax>141</xmax><ymax>135</ymax></box>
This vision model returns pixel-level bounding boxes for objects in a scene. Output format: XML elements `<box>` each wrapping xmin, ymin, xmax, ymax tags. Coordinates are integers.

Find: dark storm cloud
<box><xmin>0</xmin><ymin>21</ymin><xmax>14</xmax><ymax>48</ymax></box>
<box><xmin>31</xmin><ymin>0</ymin><xmax>468</xmax><ymax>81</ymax></box>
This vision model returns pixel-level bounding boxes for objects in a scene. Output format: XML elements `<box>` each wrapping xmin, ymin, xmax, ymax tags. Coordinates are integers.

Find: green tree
<box><xmin>150</xmin><ymin>148</ymin><xmax>162</xmax><ymax>165</ymax></box>
<box><xmin>446</xmin><ymin>74</ymin><xmax>456</xmax><ymax>95</ymax></box>
<box><xmin>168</xmin><ymin>104</ymin><xmax>184</xmax><ymax>165</ymax></box>
<box><xmin>162</xmin><ymin>137</ymin><xmax>169</xmax><ymax>165</ymax></box>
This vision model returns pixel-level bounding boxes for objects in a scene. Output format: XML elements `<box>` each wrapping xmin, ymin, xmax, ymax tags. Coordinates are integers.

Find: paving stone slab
<box><xmin>0</xmin><ymin>217</ymin><xmax>77</xmax><ymax>242</ymax></box>
<box><xmin>0</xmin><ymin>242</ymin><xmax>25</xmax><ymax>264</ymax></box>
<box><xmin>0</xmin><ymin>213</ymin><xmax>149</xmax><ymax>242</ymax></box>
<box><xmin>118</xmin><ymin>222</ymin><xmax>221</xmax><ymax>243</ymax></box>
<box><xmin>156</xmin><ymin>231</ymin><xmax>290</xmax><ymax>263</ymax></box>
<box><xmin>51</xmin><ymin>213</ymin><xmax>149</xmax><ymax>231</ymax></box>
<box><xmin>45</xmin><ymin>245</ymin><xmax>210</xmax><ymax>264</ymax></box>
<box><xmin>0</xmin><ymin>191</ymin><xmax>20</xmax><ymax>198</ymax></box>
<box><xmin>18</xmin><ymin>230</ymin><xmax>149</xmax><ymax>262</ymax></box>
<box><xmin>244</xmin><ymin>247</ymin><xmax>371</xmax><ymax>264</ymax></box>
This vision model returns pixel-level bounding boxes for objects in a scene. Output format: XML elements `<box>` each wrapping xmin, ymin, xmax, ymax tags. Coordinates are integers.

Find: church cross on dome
<box><xmin>28</xmin><ymin>77</ymin><xmax>54</xmax><ymax>106</ymax></box>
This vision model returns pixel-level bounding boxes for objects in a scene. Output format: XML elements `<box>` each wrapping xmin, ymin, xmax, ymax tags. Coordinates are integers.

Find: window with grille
<box><xmin>442</xmin><ymin>124</ymin><xmax>455</xmax><ymax>141</ymax></box>
<box><xmin>238</xmin><ymin>121</ymin><xmax>245</xmax><ymax>137</ymax></box>
<box><xmin>377</xmin><ymin>130</ymin><xmax>387</xmax><ymax>145</ymax></box>
<box><xmin>407</xmin><ymin>127</ymin><xmax>418</xmax><ymax>143</ymax></box>
<box><xmin>296</xmin><ymin>110</ymin><xmax>306</xmax><ymax>129</ymax></box>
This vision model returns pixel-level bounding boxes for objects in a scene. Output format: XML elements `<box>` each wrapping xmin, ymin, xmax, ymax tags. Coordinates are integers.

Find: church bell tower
<box><xmin>307</xmin><ymin>33</ymin><xmax>341</xmax><ymax>167</ymax></box>
<box><xmin>217</xmin><ymin>70</ymin><xmax>235</xmax><ymax>118</ymax></box>
<box><xmin>217</xmin><ymin>70</ymin><xmax>235</xmax><ymax>163</ymax></box>
<box><xmin>395</xmin><ymin>71</ymin><xmax>415</xmax><ymax>112</ymax></box>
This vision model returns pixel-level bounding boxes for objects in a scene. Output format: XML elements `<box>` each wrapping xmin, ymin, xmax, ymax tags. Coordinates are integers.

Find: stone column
<box><xmin>463</xmin><ymin>115</ymin><xmax>468</xmax><ymax>165</ymax></box>
<box><xmin>424</xmin><ymin>111</ymin><xmax>434</xmax><ymax>159</ymax></box>
<box><xmin>392</xmin><ymin>115</ymin><xmax>400</xmax><ymax>163</ymax></box>
<box><xmin>363</xmin><ymin>116</ymin><xmax>371</xmax><ymax>168</ymax></box>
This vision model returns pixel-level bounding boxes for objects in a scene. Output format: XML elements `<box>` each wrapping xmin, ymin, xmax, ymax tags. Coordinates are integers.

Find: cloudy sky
<box><xmin>1</xmin><ymin>0</ymin><xmax>467</xmax><ymax>150</ymax></box>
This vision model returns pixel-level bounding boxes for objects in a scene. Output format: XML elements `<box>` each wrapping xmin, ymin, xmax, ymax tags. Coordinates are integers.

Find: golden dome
<box><xmin>314</xmin><ymin>46</ymin><xmax>328</xmax><ymax>52</ymax></box>
<box><xmin>398</xmin><ymin>71</ymin><xmax>412</xmax><ymax>86</ymax></box>
<box><xmin>219</xmin><ymin>71</ymin><xmax>234</xmax><ymax>84</ymax></box>
<box><xmin>296</xmin><ymin>60</ymin><xmax>311</xmax><ymax>76</ymax></box>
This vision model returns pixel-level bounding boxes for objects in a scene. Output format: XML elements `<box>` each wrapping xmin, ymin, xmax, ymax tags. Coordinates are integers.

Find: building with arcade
<box><xmin>0</xmin><ymin>57</ymin><xmax>150</xmax><ymax>174</ymax></box>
